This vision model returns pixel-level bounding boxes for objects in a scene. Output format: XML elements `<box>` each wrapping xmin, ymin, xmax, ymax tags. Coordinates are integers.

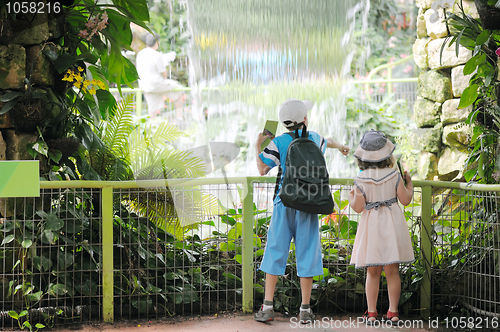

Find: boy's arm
<box><xmin>326</xmin><ymin>137</ymin><xmax>350</xmax><ymax>156</ymax></box>
<box><xmin>256</xmin><ymin>133</ymin><xmax>271</xmax><ymax>176</ymax></box>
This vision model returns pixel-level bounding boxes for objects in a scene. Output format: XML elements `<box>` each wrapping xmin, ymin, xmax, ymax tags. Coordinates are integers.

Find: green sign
<box><xmin>0</xmin><ymin>161</ymin><xmax>40</xmax><ymax>197</ymax></box>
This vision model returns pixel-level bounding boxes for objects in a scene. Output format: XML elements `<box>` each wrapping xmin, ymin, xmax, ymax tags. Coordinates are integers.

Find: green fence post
<box><xmin>102</xmin><ymin>186</ymin><xmax>114</xmax><ymax>322</ymax></box>
<box><xmin>242</xmin><ymin>178</ymin><xmax>254</xmax><ymax>313</ymax></box>
<box><xmin>420</xmin><ymin>185</ymin><xmax>432</xmax><ymax>319</ymax></box>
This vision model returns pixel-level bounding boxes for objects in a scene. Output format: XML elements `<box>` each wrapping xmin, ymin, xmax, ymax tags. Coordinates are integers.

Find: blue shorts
<box><xmin>259</xmin><ymin>201</ymin><xmax>323</xmax><ymax>277</ymax></box>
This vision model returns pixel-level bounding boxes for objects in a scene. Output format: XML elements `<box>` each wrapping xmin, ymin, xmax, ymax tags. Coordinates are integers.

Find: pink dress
<box><xmin>349</xmin><ymin>168</ymin><xmax>415</xmax><ymax>268</ymax></box>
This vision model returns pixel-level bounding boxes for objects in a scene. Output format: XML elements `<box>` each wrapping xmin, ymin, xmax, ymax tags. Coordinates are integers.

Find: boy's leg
<box><xmin>366</xmin><ymin>265</ymin><xmax>383</xmax><ymax>317</ymax></box>
<box><xmin>265</xmin><ymin>273</ymin><xmax>279</xmax><ymax>302</ymax></box>
<box><xmin>384</xmin><ymin>263</ymin><xmax>401</xmax><ymax>314</ymax></box>
<box><xmin>299</xmin><ymin>276</ymin><xmax>313</xmax><ymax>305</ymax></box>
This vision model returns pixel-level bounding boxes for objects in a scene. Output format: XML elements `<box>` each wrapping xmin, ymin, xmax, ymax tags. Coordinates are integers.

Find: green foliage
<box><xmin>442</xmin><ymin>0</ymin><xmax>500</xmax><ymax>184</ymax></box>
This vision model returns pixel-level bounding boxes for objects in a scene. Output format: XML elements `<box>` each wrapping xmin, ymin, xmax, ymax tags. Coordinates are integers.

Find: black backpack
<box><xmin>277</xmin><ymin>125</ymin><xmax>334</xmax><ymax>215</ymax></box>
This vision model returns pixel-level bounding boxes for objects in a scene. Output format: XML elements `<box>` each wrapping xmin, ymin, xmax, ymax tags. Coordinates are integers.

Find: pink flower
<box><xmin>78</xmin><ymin>30</ymin><xmax>89</xmax><ymax>39</ymax></box>
<box><xmin>496</xmin><ymin>47</ymin><xmax>500</xmax><ymax>57</ymax></box>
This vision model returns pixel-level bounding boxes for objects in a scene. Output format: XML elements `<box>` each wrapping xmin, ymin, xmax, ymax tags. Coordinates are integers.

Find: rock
<box><xmin>413</xmin><ymin>123</ymin><xmax>443</xmax><ymax>154</ymax></box>
<box><xmin>451</xmin><ymin>65</ymin><xmax>473</xmax><ymax>97</ymax></box>
<box><xmin>413</xmin><ymin>38</ymin><xmax>430</xmax><ymax>69</ymax></box>
<box><xmin>441</xmin><ymin>99</ymin><xmax>472</xmax><ymax>125</ymax></box>
<box><xmin>442</xmin><ymin>123</ymin><xmax>472</xmax><ymax>150</ymax></box>
<box><xmin>452</xmin><ymin>0</ymin><xmax>479</xmax><ymax>19</ymax></box>
<box><xmin>417</xmin><ymin>8</ymin><xmax>428</xmax><ymax>38</ymax></box>
<box><xmin>438</xmin><ymin>146</ymin><xmax>469</xmax><ymax>180</ymax></box>
<box><xmin>425</xmin><ymin>9</ymin><xmax>448</xmax><ymax>39</ymax></box>
<box><xmin>418</xmin><ymin>70</ymin><xmax>453</xmax><ymax>103</ymax></box>
<box><xmin>417</xmin><ymin>151</ymin><xmax>438</xmax><ymax>180</ymax></box>
<box><xmin>0</xmin><ymin>131</ymin><xmax>6</xmax><ymax>160</ymax></box>
<box><xmin>416</xmin><ymin>0</ymin><xmax>434</xmax><ymax>9</ymax></box>
<box><xmin>428</xmin><ymin>38</ymin><xmax>472</xmax><ymax>69</ymax></box>
<box><xmin>26</xmin><ymin>45</ymin><xmax>54</xmax><ymax>86</ymax></box>
<box><xmin>414</xmin><ymin>97</ymin><xmax>441</xmax><ymax>128</ymax></box>
<box><xmin>0</xmin><ymin>109</ymin><xmax>12</xmax><ymax>128</ymax></box>
<box><xmin>2</xmin><ymin>130</ymin><xmax>37</xmax><ymax>160</ymax></box>
<box><xmin>12</xmin><ymin>13</ymin><xmax>50</xmax><ymax>45</ymax></box>
<box><xmin>0</xmin><ymin>44</ymin><xmax>26</xmax><ymax>89</ymax></box>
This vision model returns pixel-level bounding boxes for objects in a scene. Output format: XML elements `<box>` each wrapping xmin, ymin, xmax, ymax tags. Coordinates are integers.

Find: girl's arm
<box><xmin>397</xmin><ymin>171</ymin><xmax>414</xmax><ymax>206</ymax></box>
<box><xmin>348</xmin><ymin>187</ymin><xmax>365</xmax><ymax>213</ymax></box>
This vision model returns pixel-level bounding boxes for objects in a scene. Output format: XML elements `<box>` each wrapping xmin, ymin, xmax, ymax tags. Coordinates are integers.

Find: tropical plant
<box><xmin>435</xmin><ymin>0</ymin><xmax>500</xmax><ymax>183</ymax></box>
<box><xmin>0</xmin><ymin>0</ymin><xmax>152</xmax><ymax>180</ymax></box>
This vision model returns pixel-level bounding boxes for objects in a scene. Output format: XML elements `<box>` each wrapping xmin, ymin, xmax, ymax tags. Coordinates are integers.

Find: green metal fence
<box><xmin>1</xmin><ymin>177</ymin><xmax>499</xmax><ymax>328</ymax></box>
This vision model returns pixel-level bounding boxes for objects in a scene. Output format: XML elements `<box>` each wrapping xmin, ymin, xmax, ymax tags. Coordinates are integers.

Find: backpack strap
<box><xmin>272</xmin><ymin>131</ymin><xmax>296</xmax><ymax>201</ymax></box>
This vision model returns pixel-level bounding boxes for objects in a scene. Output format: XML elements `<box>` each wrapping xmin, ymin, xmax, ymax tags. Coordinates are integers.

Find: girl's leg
<box><xmin>384</xmin><ymin>263</ymin><xmax>401</xmax><ymax>319</ymax></box>
<box><xmin>366</xmin><ymin>266</ymin><xmax>383</xmax><ymax>319</ymax></box>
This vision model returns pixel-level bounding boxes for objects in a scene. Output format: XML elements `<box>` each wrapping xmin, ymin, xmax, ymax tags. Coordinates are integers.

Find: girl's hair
<box><xmin>357</xmin><ymin>155</ymin><xmax>396</xmax><ymax>170</ymax></box>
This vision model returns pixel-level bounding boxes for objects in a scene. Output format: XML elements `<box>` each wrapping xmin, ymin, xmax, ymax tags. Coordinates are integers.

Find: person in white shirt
<box><xmin>135</xmin><ymin>33</ymin><xmax>184</xmax><ymax>117</ymax></box>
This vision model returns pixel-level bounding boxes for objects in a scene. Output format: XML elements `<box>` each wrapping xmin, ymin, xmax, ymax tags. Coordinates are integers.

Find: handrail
<box><xmin>40</xmin><ymin>177</ymin><xmax>500</xmax><ymax>192</ymax></box>
<box><xmin>351</xmin><ymin>55</ymin><xmax>416</xmax><ymax>100</ymax></box>
<box><xmin>33</xmin><ymin>176</ymin><xmax>500</xmax><ymax>321</ymax></box>
<box><xmin>366</xmin><ymin>55</ymin><xmax>414</xmax><ymax>80</ymax></box>
<box><xmin>108</xmin><ymin>86</ymin><xmax>219</xmax><ymax>117</ymax></box>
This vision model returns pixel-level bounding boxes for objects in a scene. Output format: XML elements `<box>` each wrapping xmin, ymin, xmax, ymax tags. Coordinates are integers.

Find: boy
<box><xmin>254</xmin><ymin>98</ymin><xmax>349</xmax><ymax>323</ymax></box>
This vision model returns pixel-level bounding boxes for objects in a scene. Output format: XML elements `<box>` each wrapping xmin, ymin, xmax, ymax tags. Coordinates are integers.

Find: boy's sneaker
<box><xmin>254</xmin><ymin>305</ymin><xmax>274</xmax><ymax>322</ymax></box>
<box><xmin>299</xmin><ymin>309</ymin><xmax>315</xmax><ymax>324</ymax></box>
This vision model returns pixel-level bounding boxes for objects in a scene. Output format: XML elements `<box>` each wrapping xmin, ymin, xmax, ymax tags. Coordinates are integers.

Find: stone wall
<box><xmin>0</xmin><ymin>9</ymin><xmax>59</xmax><ymax>217</ymax></box>
<box><xmin>413</xmin><ymin>0</ymin><xmax>477</xmax><ymax>180</ymax></box>
<box><xmin>0</xmin><ymin>9</ymin><xmax>59</xmax><ymax>163</ymax></box>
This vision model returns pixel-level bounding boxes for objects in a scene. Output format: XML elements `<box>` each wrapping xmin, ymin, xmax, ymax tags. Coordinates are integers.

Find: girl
<box><xmin>348</xmin><ymin>130</ymin><xmax>414</xmax><ymax>324</ymax></box>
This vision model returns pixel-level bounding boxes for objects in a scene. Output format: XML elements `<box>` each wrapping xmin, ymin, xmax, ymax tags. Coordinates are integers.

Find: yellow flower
<box><xmin>88</xmin><ymin>87</ymin><xmax>97</xmax><ymax>95</ymax></box>
<box><xmin>74</xmin><ymin>74</ymin><xmax>83</xmax><ymax>82</ymax></box>
<box><xmin>77</xmin><ymin>66</ymin><xmax>84</xmax><ymax>72</ymax></box>
<box><xmin>73</xmin><ymin>81</ymin><xmax>81</xmax><ymax>88</ymax></box>
<box><xmin>83</xmin><ymin>80</ymin><xmax>91</xmax><ymax>88</ymax></box>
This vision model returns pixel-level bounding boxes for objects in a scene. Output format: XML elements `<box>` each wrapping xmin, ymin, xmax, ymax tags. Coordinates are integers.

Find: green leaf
<box><xmin>0</xmin><ymin>91</ymin><xmax>23</xmax><ymax>102</ymax></box>
<box><xmin>32</xmin><ymin>255</ymin><xmax>53</xmax><ymax>272</ymax></box>
<box><xmin>463</xmin><ymin>56</ymin><xmax>479</xmax><ymax>75</ymax></box>
<box><xmin>26</xmin><ymin>291</ymin><xmax>43</xmax><ymax>302</ymax></box>
<box><xmin>54</xmin><ymin>53</ymin><xmax>76</xmax><ymax>74</ymax></box>
<box><xmin>0</xmin><ymin>99</ymin><xmax>18</xmax><ymax>115</ymax></box>
<box><xmin>475</xmin><ymin>29</ymin><xmax>490</xmax><ymax>45</ymax></box>
<box><xmin>45</xmin><ymin>214</ymin><xmax>64</xmax><ymax>231</ymax></box>
<box><xmin>1</xmin><ymin>234</ymin><xmax>14</xmax><ymax>245</ymax></box>
<box><xmin>8</xmin><ymin>311</ymin><xmax>19</xmax><ymax>319</ymax></box>
<box><xmin>96</xmin><ymin>90</ymin><xmax>117</xmax><ymax>118</ymax></box>
<box><xmin>22</xmin><ymin>239</ymin><xmax>32</xmax><ymax>248</ymax></box>
<box><xmin>31</xmin><ymin>141</ymin><xmax>49</xmax><ymax>157</ymax></box>
<box><xmin>48</xmin><ymin>283</ymin><xmax>70</xmax><ymax>296</ymax></box>
<box><xmin>75</xmin><ymin>53</ymin><xmax>98</xmax><ymax>64</ymax></box>
<box><xmin>49</xmin><ymin>150</ymin><xmax>62</xmax><ymax>163</ymax></box>
<box><xmin>112</xmin><ymin>0</ymin><xmax>149</xmax><ymax>22</ymax></box>
<box><xmin>35</xmin><ymin>323</ymin><xmax>45</xmax><ymax>329</ymax></box>
<box><xmin>458</xmin><ymin>84</ymin><xmax>478</xmax><ymax>108</ymax></box>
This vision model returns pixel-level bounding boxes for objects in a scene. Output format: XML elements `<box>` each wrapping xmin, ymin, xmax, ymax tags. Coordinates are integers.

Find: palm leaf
<box><xmin>102</xmin><ymin>95</ymin><xmax>134</xmax><ymax>159</ymax></box>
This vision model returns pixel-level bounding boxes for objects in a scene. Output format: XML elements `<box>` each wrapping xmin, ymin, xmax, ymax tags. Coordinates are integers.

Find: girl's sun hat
<box><xmin>353</xmin><ymin>130</ymin><xmax>395</xmax><ymax>163</ymax></box>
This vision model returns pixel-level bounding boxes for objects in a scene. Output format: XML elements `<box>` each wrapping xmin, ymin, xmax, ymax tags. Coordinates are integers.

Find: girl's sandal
<box><xmin>362</xmin><ymin>310</ymin><xmax>378</xmax><ymax>325</ymax></box>
<box><xmin>383</xmin><ymin>310</ymin><xmax>399</xmax><ymax>323</ymax></box>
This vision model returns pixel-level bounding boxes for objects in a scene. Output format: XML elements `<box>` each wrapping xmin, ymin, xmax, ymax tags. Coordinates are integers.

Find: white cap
<box><xmin>278</xmin><ymin>99</ymin><xmax>313</xmax><ymax>129</ymax></box>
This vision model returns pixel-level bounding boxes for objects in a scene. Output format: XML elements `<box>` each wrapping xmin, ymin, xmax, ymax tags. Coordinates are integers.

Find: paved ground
<box><xmin>52</xmin><ymin>313</ymin><xmax>437</xmax><ymax>332</ymax></box>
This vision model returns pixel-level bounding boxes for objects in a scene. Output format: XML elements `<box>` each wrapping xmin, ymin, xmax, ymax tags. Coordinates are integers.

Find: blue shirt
<box><xmin>259</xmin><ymin>130</ymin><xmax>326</xmax><ymax>201</ymax></box>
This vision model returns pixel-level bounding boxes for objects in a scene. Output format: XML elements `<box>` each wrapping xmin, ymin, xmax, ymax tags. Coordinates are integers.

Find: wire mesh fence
<box><xmin>0</xmin><ymin>179</ymin><xmax>499</xmax><ymax>329</ymax></box>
